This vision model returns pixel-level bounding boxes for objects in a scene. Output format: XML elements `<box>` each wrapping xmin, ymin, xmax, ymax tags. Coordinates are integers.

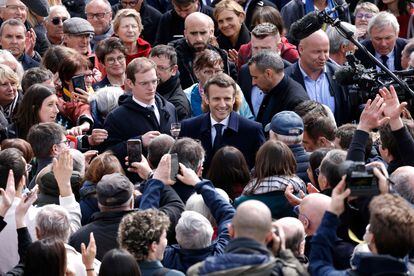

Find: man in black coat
<box><xmin>102</xmin><ymin>58</ymin><xmax>177</xmax><ymax>168</ymax></box>
<box><xmin>155</xmin><ymin>0</ymin><xmax>213</xmax><ymax>45</ymax></box>
<box><xmin>150</xmin><ymin>45</ymin><xmax>191</xmax><ymax>121</ymax></box>
<box><xmin>354</xmin><ymin>11</ymin><xmax>407</xmax><ymax>72</ymax></box>
<box><xmin>285</xmin><ymin>30</ymin><xmax>351</xmax><ymax>126</ymax></box>
<box><xmin>247</xmin><ymin>51</ymin><xmax>309</xmax><ymax>129</ymax></box>
<box><xmin>180</xmin><ymin>74</ymin><xmax>265</xmax><ymax>173</ymax></box>
<box><xmin>169</xmin><ymin>12</ymin><xmax>237</xmax><ymax>89</ymax></box>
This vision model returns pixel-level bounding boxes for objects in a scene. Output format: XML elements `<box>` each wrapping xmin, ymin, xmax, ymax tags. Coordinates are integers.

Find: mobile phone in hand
<box><xmin>71</xmin><ymin>75</ymin><xmax>86</xmax><ymax>92</ymax></box>
<box><xmin>170</xmin><ymin>153</ymin><xmax>179</xmax><ymax>181</ymax></box>
<box><xmin>127</xmin><ymin>139</ymin><xmax>142</xmax><ymax>164</ymax></box>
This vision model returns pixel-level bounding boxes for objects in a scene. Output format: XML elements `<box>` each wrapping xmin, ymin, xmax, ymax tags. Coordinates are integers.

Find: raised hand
<box><xmin>153</xmin><ymin>154</ymin><xmax>175</xmax><ymax>185</ymax></box>
<box><xmin>0</xmin><ymin>170</ymin><xmax>16</xmax><ymax>217</ymax></box>
<box><xmin>378</xmin><ymin>85</ymin><xmax>407</xmax><ymax>130</ymax></box>
<box><xmin>357</xmin><ymin>95</ymin><xmax>389</xmax><ymax>132</ymax></box>
<box><xmin>52</xmin><ymin>150</ymin><xmax>73</xmax><ymax>197</ymax></box>
<box><xmin>328</xmin><ymin>176</ymin><xmax>351</xmax><ymax>216</ymax></box>
<box><xmin>15</xmin><ymin>185</ymin><xmax>38</xmax><ymax>229</ymax></box>
<box><xmin>176</xmin><ymin>163</ymin><xmax>200</xmax><ymax>187</ymax></box>
<box><xmin>81</xmin><ymin>232</ymin><xmax>96</xmax><ymax>275</ymax></box>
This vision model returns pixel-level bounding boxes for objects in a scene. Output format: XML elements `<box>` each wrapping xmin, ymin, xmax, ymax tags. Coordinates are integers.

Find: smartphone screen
<box><xmin>127</xmin><ymin>139</ymin><xmax>142</xmax><ymax>164</ymax></box>
<box><xmin>72</xmin><ymin>75</ymin><xmax>87</xmax><ymax>92</ymax></box>
<box><xmin>170</xmin><ymin>153</ymin><xmax>179</xmax><ymax>181</ymax></box>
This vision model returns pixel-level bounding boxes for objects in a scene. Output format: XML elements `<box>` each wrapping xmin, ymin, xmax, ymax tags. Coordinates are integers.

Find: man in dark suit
<box><xmin>180</xmin><ymin>73</ymin><xmax>265</xmax><ymax>172</ymax></box>
<box><xmin>247</xmin><ymin>51</ymin><xmax>309</xmax><ymax>129</ymax></box>
<box><xmin>285</xmin><ymin>29</ymin><xmax>351</xmax><ymax>126</ymax></box>
<box><xmin>355</xmin><ymin>11</ymin><xmax>407</xmax><ymax>72</ymax></box>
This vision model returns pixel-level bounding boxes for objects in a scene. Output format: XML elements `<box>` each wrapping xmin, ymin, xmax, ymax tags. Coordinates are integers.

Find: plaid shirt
<box><xmin>243</xmin><ymin>175</ymin><xmax>306</xmax><ymax>195</ymax></box>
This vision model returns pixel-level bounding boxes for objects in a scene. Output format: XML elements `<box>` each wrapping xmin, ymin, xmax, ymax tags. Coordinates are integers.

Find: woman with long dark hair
<box><xmin>8</xmin><ymin>84</ymin><xmax>58</xmax><ymax>140</ymax></box>
<box><xmin>235</xmin><ymin>140</ymin><xmax>306</xmax><ymax>218</ymax></box>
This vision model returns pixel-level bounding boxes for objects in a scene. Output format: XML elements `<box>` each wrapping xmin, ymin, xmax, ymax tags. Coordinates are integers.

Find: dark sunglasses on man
<box><xmin>51</xmin><ymin>17</ymin><xmax>68</xmax><ymax>25</ymax></box>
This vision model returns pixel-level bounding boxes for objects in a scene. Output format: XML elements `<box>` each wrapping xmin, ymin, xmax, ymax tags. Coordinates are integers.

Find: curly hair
<box><xmin>118</xmin><ymin>209</ymin><xmax>170</xmax><ymax>261</ymax></box>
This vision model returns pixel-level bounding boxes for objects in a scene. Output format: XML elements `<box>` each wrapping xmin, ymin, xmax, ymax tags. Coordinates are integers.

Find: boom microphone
<box><xmin>289</xmin><ymin>12</ymin><xmax>324</xmax><ymax>41</ymax></box>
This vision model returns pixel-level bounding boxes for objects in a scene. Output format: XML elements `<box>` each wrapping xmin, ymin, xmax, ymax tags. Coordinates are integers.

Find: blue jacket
<box><xmin>162</xmin><ymin>180</ymin><xmax>235</xmax><ymax>273</ymax></box>
<box><xmin>290</xmin><ymin>144</ymin><xmax>310</xmax><ymax>183</ymax></box>
<box><xmin>180</xmin><ymin>111</ymin><xmax>265</xmax><ymax>172</ymax></box>
<box><xmin>309</xmin><ymin>211</ymin><xmax>409</xmax><ymax>275</ymax></box>
<box><xmin>79</xmin><ymin>181</ymin><xmax>99</xmax><ymax>225</ymax></box>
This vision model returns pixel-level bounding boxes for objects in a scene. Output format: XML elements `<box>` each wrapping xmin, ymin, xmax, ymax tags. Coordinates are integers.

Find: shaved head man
<box><xmin>229</xmin><ymin>200</ymin><xmax>273</xmax><ymax>244</ymax></box>
<box><xmin>390</xmin><ymin>166</ymin><xmax>414</xmax><ymax>205</ymax></box>
<box><xmin>184</xmin><ymin>12</ymin><xmax>211</xmax><ymax>52</ymax></box>
<box><xmin>274</xmin><ymin>217</ymin><xmax>306</xmax><ymax>258</ymax></box>
<box><xmin>298</xmin><ymin>30</ymin><xmax>330</xmax><ymax>79</ymax></box>
<box><xmin>297</xmin><ymin>193</ymin><xmax>331</xmax><ymax>235</ymax></box>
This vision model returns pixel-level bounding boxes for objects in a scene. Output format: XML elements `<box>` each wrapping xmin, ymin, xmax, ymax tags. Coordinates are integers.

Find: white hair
<box><xmin>89</xmin><ymin>86</ymin><xmax>124</xmax><ymax>116</ymax></box>
<box><xmin>175</xmin><ymin>211</ymin><xmax>214</xmax><ymax>249</ymax></box>
<box><xmin>327</xmin><ymin>23</ymin><xmax>357</xmax><ymax>54</ymax></box>
<box><xmin>46</xmin><ymin>5</ymin><xmax>71</xmax><ymax>21</ymax></box>
<box><xmin>0</xmin><ymin>50</ymin><xmax>24</xmax><ymax>82</ymax></box>
<box><xmin>36</xmin><ymin>204</ymin><xmax>71</xmax><ymax>242</ymax></box>
<box><xmin>185</xmin><ymin>188</ymin><xmax>230</xmax><ymax>226</ymax></box>
<box><xmin>367</xmin><ymin>11</ymin><xmax>399</xmax><ymax>36</ymax></box>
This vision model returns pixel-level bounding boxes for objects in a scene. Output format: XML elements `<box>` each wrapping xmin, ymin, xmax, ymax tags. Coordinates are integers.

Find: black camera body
<box><xmin>344</xmin><ymin>161</ymin><xmax>380</xmax><ymax>197</ymax></box>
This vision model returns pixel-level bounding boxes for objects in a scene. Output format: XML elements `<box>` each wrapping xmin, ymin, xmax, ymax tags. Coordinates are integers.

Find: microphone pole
<box><xmin>318</xmin><ymin>9</ymin><xmax>414</xmax><ymax>97</ymax></box>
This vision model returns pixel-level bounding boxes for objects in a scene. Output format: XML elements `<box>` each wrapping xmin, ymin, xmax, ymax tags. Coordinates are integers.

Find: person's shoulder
<box><xmin>181</xmin><ymin>113</ymin><xmax>207</xmax><ymax>126</ymax></box>
<box><xmin>143</xmin><ymin>3</ymin><xmax>162</xmax><ymax>16</ymax></box>
<box><xmin>234</xmin><ymin>112</ymin><xmax>262</xmax><ymax>129</ymax></box>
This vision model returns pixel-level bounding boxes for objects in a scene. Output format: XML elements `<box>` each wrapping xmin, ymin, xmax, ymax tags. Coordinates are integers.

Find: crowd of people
<box><xmin>0</xmin><ymin>0</ymin><xmax>414</xmax><ymax>274</ymax></box>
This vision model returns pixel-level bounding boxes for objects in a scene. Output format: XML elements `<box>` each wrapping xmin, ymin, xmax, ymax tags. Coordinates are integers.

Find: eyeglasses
<box><xmin>51</xmin><ymin>17</ymin><xmax>68</xmax><ymax>25</ymax></box>
<box><xmin>106</xmin><ymin>55</ymin><xmax>125</xmax><ymax>65</ymax></box>
<box><xmin>86</xmin><ymin>11</ymin><xmax>111</xmax><ymax>20</ymax></box>
<box><xmin>156</xmin><ymin>64</ymin><xmax>173</xmax><ymax>71</ymax></box>
<box><xmin>202</xmin><ymin>69</ymin><xmax>223</xmax><ymax>75</ymax></box>
<box><xmin>5</xmin><ymin>5</ymin><xmax>27</xmax><ymax>12</ymax></box>
<box><xmin>59</xmin><ymin>139</ymin><xmax>71</xmax><ymax>146</ymax></box>
<box><xmin>137</xmin><ymin>79</ymin><xmax>159</xmax><ymax>87</ymax></box>
<box><xmin>355</xmin><ymin>12</ymin><xmax>374</xmax><ymax>19</ymax></box>
<box><xmin>121</xmin><ymin>0</ymin><xmax>138</xmax><ymax>7</ymax></box>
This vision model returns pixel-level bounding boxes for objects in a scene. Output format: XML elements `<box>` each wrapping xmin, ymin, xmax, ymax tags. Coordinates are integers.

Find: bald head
<box><xmin>390</xmin><ymin>166</ymin><xmax>414</xmax><ymax>204</ymax></box>
<box><xmin>299</xmin><ymin>30</ymin><xmax>330</xmax><ymax>74</ymax></box>
<box><xmin>299</xmin><ymin>193</ymin><xmax>331</xmax><ymax>235</ymax></box>
<box><xmin>231</xmin><ymin>200</ymin><xmax>272</xmax><ymax>243</ymax></box>
<box><xmin>185</xmin><ymin>12</ymin><xmax>210</xmax><ymax>29</ymax></box>
<box><xmin>274</xmin><ymin>217</ymin><xmax>305</xmax><ymax>256</ymax></box>
<box><xmin>184</xmin><ymin>12</ymin><xmax>211</xmax><ymax>52</ymax></box>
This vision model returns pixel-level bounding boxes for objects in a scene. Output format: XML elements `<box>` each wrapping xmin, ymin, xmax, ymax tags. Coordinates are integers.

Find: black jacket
<box><xmin>18</xmin><ymin>53</ymin><xmax>40</xmax><ymax>70</ymax></box>
<box><xmin>355</xmin><ymin>37</ymin><xmax>407</xmax><ymax>71</ymax></box>
<box><xmin>102</xmin><ymin>94</ymin><xmax>178</xmax><ymax>163</ymax></box>
<box><xmin>157</xmin><ymin>74</ymin><xmax>191</xmax><ymax>121</ymax></box>
<box><xmin>290</xmin><ymin>144</ymin><xmax>310</xmax><ymax>183</ymax></box>
<box><xmin>155</xmin><ymin>5</ymin><xmax>213</xmax><ymax>46</ymax></box>
<box><xmin>285</xmin><ymin>61</ymin><xmax>351</xmax><ymax>125</ymax></box>
<box><xmin>256</xmin><ymin>74</ymin><xmax>310</xmax><ymax>128</ymax></box>
<box><xmin>112</xmin><ymin>2</ymin><xmax>162</xmax><ymax>45</ymax></box>
<box><xmin>169</xmin><ymin>38</ymin><xmax>238</xmax><ymax>89</ymax></box>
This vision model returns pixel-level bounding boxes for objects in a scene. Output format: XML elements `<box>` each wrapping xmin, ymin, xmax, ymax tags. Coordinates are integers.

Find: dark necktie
<box><xmin>213</xmin><ymin>123</ymin><xmax>224</xmax><ymax>151</ymax></box>
<box><xmin>380</xmin><ymin>55</ymin><xmax>389</xmax><ymax>69</ymax></box>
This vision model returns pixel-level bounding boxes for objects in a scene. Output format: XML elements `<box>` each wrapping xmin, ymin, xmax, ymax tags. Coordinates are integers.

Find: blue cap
<box><xmin>264</xmin><ymin>111</ymin><xmax>304</xmax><ymax>136</ymax></box>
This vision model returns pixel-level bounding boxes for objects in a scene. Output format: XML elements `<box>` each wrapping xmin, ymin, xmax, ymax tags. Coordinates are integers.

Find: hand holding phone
<box><xmin>127</xmin><ymin>139</ymin><xmax>142</xmax><ymax>164</ymax></box>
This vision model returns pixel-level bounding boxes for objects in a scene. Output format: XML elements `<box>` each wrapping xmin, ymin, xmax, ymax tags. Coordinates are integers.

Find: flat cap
<box><xmin>96</xmin><ymin>173</ymin><xmax>134</xmax><ymax>207</ymax></box>
<box><xmin>63</xmin><ymin>17</ymin><xmax>95</xmax><ymax>35</ymax></box>
<box><xmin>21</xmin><ymin>0</ymin><xmax>50</xmax><ymax>17</ymax></box>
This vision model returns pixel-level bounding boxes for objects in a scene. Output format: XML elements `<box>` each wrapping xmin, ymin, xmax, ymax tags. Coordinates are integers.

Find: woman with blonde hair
<box><xmin>113</xmin><ymin>9</ymin><xmax>151</xmax><ymax>65</ymax></box>
<box><xmin>214</xmin><ymin>0</ymin><xmax>250</xmax><ymax>61</ymax></box>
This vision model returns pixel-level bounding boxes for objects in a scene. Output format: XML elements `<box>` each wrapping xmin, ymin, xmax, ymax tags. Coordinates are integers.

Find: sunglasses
<box><xmin>51</xmin><ymin>17</ymin><xmax>68</xmax><ymax>25</ymax></box>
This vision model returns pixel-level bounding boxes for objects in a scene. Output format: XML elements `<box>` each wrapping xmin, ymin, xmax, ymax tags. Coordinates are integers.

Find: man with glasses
<box><xmin>0</xmin><ymin>0</ymin><xmax>27</xmax><ymax>23</ymax></box>
<box><xmin>155</xmin><ymin>0</ymin><xmax>213</xmax><ymax>45</ymax></box>
<box><xmin>45</xmin><ymin>5</ymin><xmax>71</xmax><ymax>45</ymax></box>
<box><xmin>102</xmin><ymin>57</ymin><xmax>177</xmax><ymax>180</ymax></box>
<box><xmin>63</xmin><ymin>17</ymin><xmax>95</xmax><ymax>56</ymax></box>
<box><xmin>113</xmin><ymin>0</ymin><xmax>161</xmax><ymax>45</ymax></box>
<box><xmin>85</xmin><ymin>0</ymin><xmax>114</xmax><ymax>51</ymax></box>
<box><xmin>149</xmin><ymin>45</ymin><xmax>190</xmax><ymax>120</ymax></box>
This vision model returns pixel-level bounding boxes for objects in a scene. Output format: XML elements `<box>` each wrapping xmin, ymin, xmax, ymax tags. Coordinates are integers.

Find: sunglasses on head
<box><xmin>51</xmin><ymin>17</ymin><xmax>67</xmax><ymax>25</ymax></box>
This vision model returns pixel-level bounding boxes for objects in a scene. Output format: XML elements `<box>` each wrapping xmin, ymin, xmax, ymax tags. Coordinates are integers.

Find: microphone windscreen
<box><xmin>289</xmin><ymin>12</ymin><xmax>323</xmax><ymax>41</ymax></box>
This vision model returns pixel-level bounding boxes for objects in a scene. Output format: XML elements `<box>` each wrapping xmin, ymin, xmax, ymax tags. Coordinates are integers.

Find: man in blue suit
<box><xmin>180</xmin><ymin>73</ymin><xmax>265</xmax><ymax>173</ymax></box>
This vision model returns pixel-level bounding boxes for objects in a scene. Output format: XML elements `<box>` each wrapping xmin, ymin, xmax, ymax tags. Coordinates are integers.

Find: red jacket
<box><xmin>125</xmin><ymin>37</ymin><xmax>152</xmax><ymax>65</ymax></box>
<box><xmin>237</xmin><ymin>36</ymin><xmax>299</xmax><ymax>71</ymax></box>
